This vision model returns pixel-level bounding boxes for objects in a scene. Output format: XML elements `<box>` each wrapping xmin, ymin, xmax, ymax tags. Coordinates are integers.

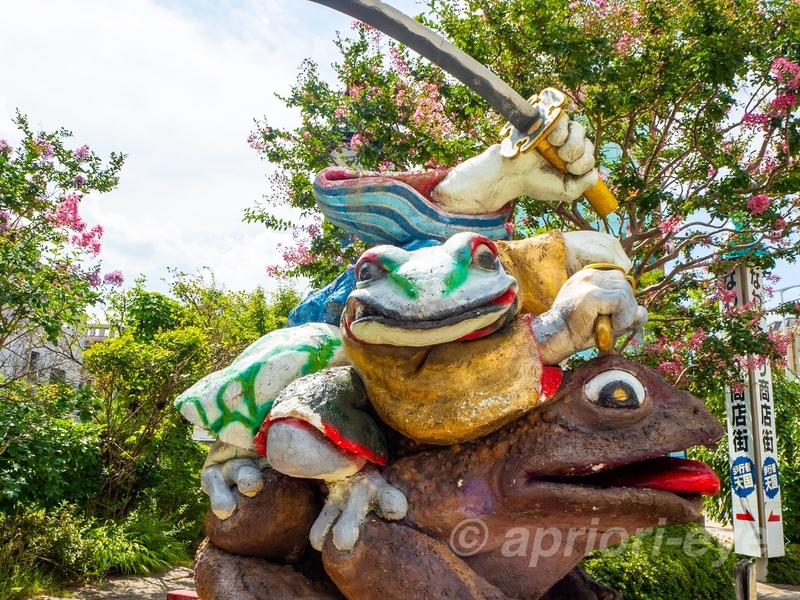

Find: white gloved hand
<box><xmin>201</xmin><ymin>440</ymin><xmax>266</xmax><ymax>520</ymax></box>
<box><xmin>431</xmin><ymin>117</ymin><xmax>597</xmax><ymax>214</ymax></box>
<box><xmin>563</xmin><ymin>231</ymin><xmax>632</xmax><ymax>275</ymax></box>
<box><xmin>532</xmin><ymin>269</ymin><xmax>648</xmax><ymax>365</ymax></box>
<box><xmin>310</xmin><ymin>465</ymin><xmax>408</xmax><ymax>552</ymax></box>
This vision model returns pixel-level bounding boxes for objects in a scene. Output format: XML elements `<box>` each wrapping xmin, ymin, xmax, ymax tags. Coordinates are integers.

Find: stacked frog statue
<box><xmin>176</xmin><ymin>114</ymin><xmax>724</xmax><ymax>600</ymax></box>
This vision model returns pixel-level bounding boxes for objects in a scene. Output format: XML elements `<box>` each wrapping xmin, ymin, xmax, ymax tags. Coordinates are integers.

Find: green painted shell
<box><xmin>174</xmin><ymin>323</ymin><xmax>346</xmax><ymax>450</ymax></box>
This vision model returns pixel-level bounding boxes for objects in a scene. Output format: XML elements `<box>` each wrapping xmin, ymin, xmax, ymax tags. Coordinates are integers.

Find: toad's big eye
<box><xmin>471</xmin><ymin>242</ymin><xmax>498</xmax><ymax>271</ymax></box>
<box><xmin>584</xmin><ymin>370</ymin><xmax>645</xmax><ymax>409</ymax></box>
<box><xmin>355</xmin><ymin>259</ymin><xmax>387</xmax><ymax>283</ymax></box>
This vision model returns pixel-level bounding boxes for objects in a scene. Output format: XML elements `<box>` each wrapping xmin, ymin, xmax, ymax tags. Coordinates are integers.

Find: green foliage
<box><xmin>767</xmin><ymin>543</ymin><xmax>800</xmax><ymax>586</ymax></box>
<box><xmin>249</xmin><ymin>0</ymin><xmax>800</xmax><ymax>389</ymax></box>
<box><xmin>582</xmin><ymin>523</ymin><xmax>736</xmax><ymax>600</ymax></box>
<box><xmin>166</xmin><ymin>268</ymin><xmax>301</xmax><ymax>369</ymax></box>
<box><xmin>0</xmin><ymin>381</ymin><xmax>101</xmax><ymax>511</ymax></box>
<box><xmin>0</xmin><ymin>505</ymin><xmax>191</xmax><ymax>600</ymax></box>
<box><xmin>0</xmin><ymin>113</ymin><xmax>124</xmax><ymax>348</ymax></box>
<box><xmin>83</xmin><ymin>326</ymin><xmax>209</xmax><ymax>520</ymax></box>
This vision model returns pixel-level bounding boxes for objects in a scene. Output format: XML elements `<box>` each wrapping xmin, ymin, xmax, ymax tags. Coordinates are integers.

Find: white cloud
<box><xmin>0</xmin><ymin>0</ymin><xmax>426</xmax><ymax>294</ymax></box>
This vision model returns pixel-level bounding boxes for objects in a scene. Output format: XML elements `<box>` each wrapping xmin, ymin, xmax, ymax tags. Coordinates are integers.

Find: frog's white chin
<box><xmin>348</xmin><ymin>309</ymin><xmax>507</xmax><ymax>347</ymax></box>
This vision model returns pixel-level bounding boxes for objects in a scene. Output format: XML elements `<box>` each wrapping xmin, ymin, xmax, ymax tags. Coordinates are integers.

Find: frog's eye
<box><xmin>471</xmin><ymin>242</ymin><xmax>499</xmax><ymax>271</ymax></box>
<box><xmin>355</xmin><ymin>259</ymin><xmax>387</xmax><ymax>283</ymax></box>
<box><xmin>584</xmin><ymin>370</ymin><xmax>645</xmax><ymax>409</ymax></box>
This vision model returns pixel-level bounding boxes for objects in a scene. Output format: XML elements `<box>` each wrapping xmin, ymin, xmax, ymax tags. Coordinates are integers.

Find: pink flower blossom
<box><xmin>334</xmin><ymin>108</ymin><xmax>347</xmax><ymax>119</ymax></box>
<box><xmin>657</xmin><ymin>361</ymin><xmax>683</xmax><ymax>379</ymax></box>
<box><xmin>247</xmin><ymin>132</ymin><xmax>263</xmax><ymax>152</ymax></box>
<box><xmin>102</xmin><ymin>270</ymin><xmax>124</xmax><ymax>286</ymax></box>
<box><xmin>71</xmin><ymin>224</ymin><xmax>103</xmax><ymax>255</ymax></box>
<box><xmin>49</xmin><ymin>193</ymin><xmax>86</xmax><ymax>232</ymax></box>
<box><xmin>742</xmin><ymin>112</ymin><xmax>770</xmax><ymax>130</ymax></box>
<box><xmin>37</xmin><ymin>139</ymin><xmax>54</xmax><ymax>159</ymax></box>
<box><xmin>504</xmin><ymin>221</ymin><xmax>515</xmax><ymax>235</ymax></box>
<box><xmin>615</xmin><ymin>33</ymin><xmax>636</xmax><ymax>56</ymax></box>
<box><xmin>72</xmin><ymin>145</ymin><xmax>90</xmax><ymax>160</ymax></box>
<box><xmin>0</xmin><ymin>139</ymin><xmax>10</xmax><ymax>153</ymax></box>
<box><xmin>349</xmin><ymin>132</ymin><xmax>366</xmax><ymax>151</ymax></box>
<box><xmin>0</xmin><ymin>210</ymin><xmax>9</xmax><ymax>234</ymax></box>
<box><xmin>747</xmin><ymin>194</ymin><xmax>769</xmax><ymax>215</ymax></box>
<box><xmin>87</xmin><ymin>271</ymin><xmax>102</xmax><ymax>287</ymax></box>
<box><xmin>73</xmin><ymin>174</ymin><xmax>86</xmax><ymax>187</ymax></box>
<box><xmin>771</xmin><ymin>57</ymin><xmax>800</xmax><ymax>90</ymax></box>
<box><xmin>568</xmin><ymin>1</ymin><xmax>578</xmax><ymax>9</ymax></box>
<box><xmin>767</xmin><ymin>92</ymin><xmax>798</xmax><ymax>117</ymax></box>
<box><xmin>659</xmin><ymin>215</ymin><xmax>683</xmax><ymax>235</ymax></box>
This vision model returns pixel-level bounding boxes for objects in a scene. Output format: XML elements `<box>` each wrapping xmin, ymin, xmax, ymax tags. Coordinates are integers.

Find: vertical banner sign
<box><xmin>725</xmin><ymin>383</ymin><xmax>762</xmax><ymax>556</ymax></box>
<box><xmin>750</xmin><ymin>360</ymin><xmax>785</xmax><ymax>557</ymax></box>
<box><xmin>721</xmin><ymin>266</ymin><xmax>785</xmax><ymax>558</ymax></box>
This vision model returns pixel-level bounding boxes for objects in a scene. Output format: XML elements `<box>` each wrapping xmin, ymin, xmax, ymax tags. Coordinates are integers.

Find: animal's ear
<box><xmin>583</xmin><ymin>369</ymin><xmax>645</xmax><ymax>409</ymax></box>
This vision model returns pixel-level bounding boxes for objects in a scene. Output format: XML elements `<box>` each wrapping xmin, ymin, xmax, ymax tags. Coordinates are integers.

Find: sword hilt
<box><xmin>500</xmin><ymin>89</ymin><xmax>618</xmax><ymax>218</ymax></box>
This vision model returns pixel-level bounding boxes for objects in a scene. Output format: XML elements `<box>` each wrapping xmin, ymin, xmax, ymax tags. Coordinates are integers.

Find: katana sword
<box><xmin>307</xmin><ymin>0</ymin><xmax>618</xmax><ymax>217</ymax></box>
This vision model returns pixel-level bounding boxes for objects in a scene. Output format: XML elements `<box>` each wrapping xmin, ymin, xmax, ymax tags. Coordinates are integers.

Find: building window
<box><xmin>27</xmin><ymin>351</ymin><xmax>40</xmax><ymax>381</ymax></box>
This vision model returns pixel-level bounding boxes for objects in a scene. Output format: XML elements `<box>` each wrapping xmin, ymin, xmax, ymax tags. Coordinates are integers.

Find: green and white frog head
<box><xmin>344</xmin><ymin>232</ymin><xmax>519</xmax><ymax>347</ymax></box>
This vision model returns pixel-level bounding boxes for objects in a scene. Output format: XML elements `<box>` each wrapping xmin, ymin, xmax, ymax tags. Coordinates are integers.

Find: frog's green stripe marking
<box><xmin>379</xmin><ymin>256</ymin><xmax>418</xmax><ymax>299</ymax></box>
<box><xmin>443</xmin><ymin>247</ymin><xmax>470</xmax><ymax>296</ymax></box>
<box><xmin>196</xmin><ymin>330</ymin><xmax>343</xmax><ymax>437</ymax></box>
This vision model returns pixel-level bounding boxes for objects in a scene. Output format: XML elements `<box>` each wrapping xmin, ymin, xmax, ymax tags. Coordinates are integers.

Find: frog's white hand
<box><xmin>431</xmin><ymin>117</ymin><xmax>597</xmax><ymax>215</ymax></box>
<box><xmin>563</xmin><ymin>231</ymin><xmax>632</xmax><ymax>275</ymax></box>
<box><xmin>532</xmin><ymin>269</ymin><xmax>648</xmax><ymax>364</ymax></box>
<box><xmin>309</xmin><ymin>465</ymin><xmax>408</xmax><ymax>552</ymax></box>
<box><xmin>201</xmin><ymin>441</ymin><xmax>266</xmax><ymax>519</ymax></box>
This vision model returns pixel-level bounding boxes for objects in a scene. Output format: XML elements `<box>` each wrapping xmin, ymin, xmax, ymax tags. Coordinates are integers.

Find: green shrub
<box><xmin>767</xmin><ymin>543</ymin><xmax>800</xmax><ymax>586</ymax></box>
<box><xmin>0</xmin><ymin>505</ymin><xmax>191</xmax><ymax>600</ymax></box>
<box><xmin>0</xmin><ymin>382</ymin><xmax>101</xmax><ymax>511</ymax></box>
<box><xmin>581</xmin><ymin>523</ymin><xmax>736</xmax><ymax>600</ymax></box>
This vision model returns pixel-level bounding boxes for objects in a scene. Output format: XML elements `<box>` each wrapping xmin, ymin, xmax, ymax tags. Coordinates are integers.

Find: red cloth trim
<box><xmin>255</xmin><ymin>416</ymin><xmax>387</xmax><ymax>466</ymax></box>
<box><xmin>321</xmin><ymin>167</ymin><xmax>452</xmax><ymax>201</ymax></box>
<box><xmin>323</xmin><ymin>422</ymin><xmax>387</xmax><ymax>466</ymax></box>
<box><xmin>540</xmin><ymin>366</ymin><xmax>563</xmax><ymax>399</ymax></box>
<box><xmin>520</xmin><ymin>314</ymin><xmax>563</xmax><ymax>399</ymax></box>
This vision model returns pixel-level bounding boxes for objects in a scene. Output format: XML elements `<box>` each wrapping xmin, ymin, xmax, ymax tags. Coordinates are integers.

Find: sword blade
<box><xmin>308</xmin><ymin>0</ymin><xmax>540</xmax><ymax>133</ymax></box>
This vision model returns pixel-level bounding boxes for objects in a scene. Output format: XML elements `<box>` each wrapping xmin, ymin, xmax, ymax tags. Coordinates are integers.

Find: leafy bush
<box><xmin>582</xmin><ymin>523</ymin><xmax>736</xmax><ymax>600</ymax></box>
<box><xmin>0</xmin><ymin>382</ymin><xmax>101</xmax><ymax>511</ymax></box>
<box><xmin>767</xmin><ymin>543</ymin><xmax>800</xmax><ymax>586</ymax></box>
<box><xmin>0</xmin><ymin>504</ymin><xmax>191</xmax><ymax>600</ymax></box>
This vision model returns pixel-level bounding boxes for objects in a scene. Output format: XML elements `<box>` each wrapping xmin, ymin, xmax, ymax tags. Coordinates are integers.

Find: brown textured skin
<box><xmin>323</xmin><ymin>517</ymin><xmax>508</xmax><ymax>600</ymax></box>
<box><xmin>539</xmin><ymin>566</ymin><xmax>622</xmax><ymax>600</ymax></box>
<box><xmin>338</xmin><ymin>355</ymin><xmax>723</xmax><ymax>600</ymax></box>
<box><xmin>205</xmin><ymin>469</ymin><xmax>319</xmax><ymax>562</ymax></box>
<box><xmin>195</xmin><ymin>540</ymin><xmax>343</xmax><ymax>600</ymax></box>
<box><xmin>196</xmin><ymin>355</ymin><xmax>723</xmax><ymax>599</ymax></box>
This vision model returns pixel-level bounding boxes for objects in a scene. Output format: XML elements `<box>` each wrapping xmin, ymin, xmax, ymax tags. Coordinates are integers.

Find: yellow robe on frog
<box><xmin>341</xmin><ymin>231</ymin><xmax>569</xmax><ymax>445</ymax></box>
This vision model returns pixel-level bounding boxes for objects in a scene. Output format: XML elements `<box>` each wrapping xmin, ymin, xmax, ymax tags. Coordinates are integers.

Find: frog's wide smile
<box><xmin>343</xmin><ymin>285</ymin><xmax>518</xmax><ymax>347</ymax></box>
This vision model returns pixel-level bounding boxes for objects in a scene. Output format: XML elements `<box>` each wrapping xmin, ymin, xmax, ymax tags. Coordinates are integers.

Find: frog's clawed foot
<box><xmin>201</xmin><ymin>457</ymin><xmax>265</xmax><ymax>520</ymax></box>
<box><xmin>310</xmin><ymin>465</ymin><xmax>408</xmax><ymax>552</ymax></box>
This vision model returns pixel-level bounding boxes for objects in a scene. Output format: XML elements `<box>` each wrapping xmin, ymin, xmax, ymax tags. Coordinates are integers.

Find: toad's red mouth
<box><xmin>533</xmin><ymin>457</ymin><xmax>720</xmax><ymax>496</ymax></box>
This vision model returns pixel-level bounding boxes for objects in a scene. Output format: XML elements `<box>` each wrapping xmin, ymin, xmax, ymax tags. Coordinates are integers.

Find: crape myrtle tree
<box><xmin>0</xmin><ymin>113</ymin><xmax>125</xmax><ymax>357</ymax></box>
<box><xmin>246</xmin><ymin>0</ymin><xmax>800</xmax><ymax>397</ymax></box>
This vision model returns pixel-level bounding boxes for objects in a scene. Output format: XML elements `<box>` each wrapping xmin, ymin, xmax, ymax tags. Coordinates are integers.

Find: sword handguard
<box><xmin>499</xmin><ymin>90</ymin><xmax>618</xmax><ymax>218</ymax></box>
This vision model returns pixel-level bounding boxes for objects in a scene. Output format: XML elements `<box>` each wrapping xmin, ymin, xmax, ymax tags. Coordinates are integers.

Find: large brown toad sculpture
<box><xmin>175</xmin><ymin>114</ymin><xmax>723</xmax><ymax>599</ymax></box>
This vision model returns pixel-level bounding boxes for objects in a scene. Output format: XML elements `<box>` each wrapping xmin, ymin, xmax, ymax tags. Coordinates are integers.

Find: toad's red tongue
<box><xmin>588</xmin><ymin>457</ymin><xmax>720</xmax><ymax>495</ymax></box>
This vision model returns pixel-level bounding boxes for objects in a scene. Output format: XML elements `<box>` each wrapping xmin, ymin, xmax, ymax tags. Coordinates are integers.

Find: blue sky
<box><xmin>1</xmin><ymin>0</ymin><xmax>798</xmax><ymax>310</ymax></box>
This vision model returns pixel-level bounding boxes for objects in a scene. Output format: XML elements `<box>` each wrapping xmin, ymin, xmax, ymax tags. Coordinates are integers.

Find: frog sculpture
<box><xmin>175</xmin><ymin>115</ymin><xmax>724</xmax><ymax>599</ymax></box>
